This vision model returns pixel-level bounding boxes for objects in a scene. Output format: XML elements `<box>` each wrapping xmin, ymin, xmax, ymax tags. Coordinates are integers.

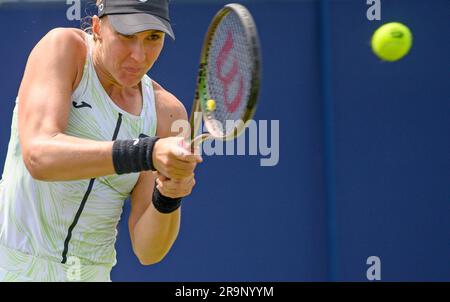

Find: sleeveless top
<box><xmin>0</xmin><ymin>33</ymin><xmax>158</xmax><ymax>274</ymax></box>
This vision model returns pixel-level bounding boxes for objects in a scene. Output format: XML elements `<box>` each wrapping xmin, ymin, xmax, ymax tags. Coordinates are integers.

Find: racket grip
<box><xmin>190</xmin><ymin>133</ymin><xmax>211</xmax><ymax>153</ymax></box>
<box><xmin>174</xmin><ymin>135</ymin><xmax>208</xmax><ymax>155</ymax></box>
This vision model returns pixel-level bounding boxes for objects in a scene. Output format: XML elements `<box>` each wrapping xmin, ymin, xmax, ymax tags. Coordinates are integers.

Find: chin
<box><xmin>118</xmin><ymin>74</ymin><xmax>143</xmax><ymax>87</ymax></box>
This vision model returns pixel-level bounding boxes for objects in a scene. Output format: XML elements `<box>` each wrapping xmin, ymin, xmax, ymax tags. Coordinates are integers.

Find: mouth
<box><xmin>123</xmin><ymin>67</ymin><xmax>142</xmax><ymax>75</ymax></box>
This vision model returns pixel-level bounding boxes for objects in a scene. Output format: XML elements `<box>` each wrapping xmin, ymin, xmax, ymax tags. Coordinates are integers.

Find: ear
<box><xmin>92</xmin><ymin>16</ymin><xmax>102</xmax><ymax>41</ymax></box>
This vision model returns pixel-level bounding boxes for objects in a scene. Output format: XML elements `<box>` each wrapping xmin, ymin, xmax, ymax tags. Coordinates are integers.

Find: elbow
<box><xmin>136</xmin><ymin>251</ymin><xmax>168</xmax><ymax>266</ymax></box>
<box><xmin>23</xmin><ymin>146</ymin><xmax>50</xmax><ymax>181</ymax></box>
<box><xmin>134</xmin><ymin>242</ymin><xmax>176</xmax><ymax>266</ymax></box>
<box><xmin>138</xmin><ymin>257</ymin><xmax>163</xmax><ymax>266</ymax></box>
<box><xmin>132</xmin><ymin>222</ymin><xmax>180</xmax><ymax>266</ymax></box>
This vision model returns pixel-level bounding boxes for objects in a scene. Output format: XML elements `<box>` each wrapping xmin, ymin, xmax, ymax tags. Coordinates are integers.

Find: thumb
<box><xmin>173</xmin><ymin>145</ymin><xmax>199</xmax><ymax>162</ymax></box>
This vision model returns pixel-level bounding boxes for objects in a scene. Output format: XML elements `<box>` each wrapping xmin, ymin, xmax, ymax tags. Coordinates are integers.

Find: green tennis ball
<box><xmin>206</xmin><ymin>99</ymin><xmax>216</xmax><ymax>111</ymax></box>
<box><xmin>371</xmin><ymin>22</ymin><xmax>413</xmax><ymax>62</ymax></box>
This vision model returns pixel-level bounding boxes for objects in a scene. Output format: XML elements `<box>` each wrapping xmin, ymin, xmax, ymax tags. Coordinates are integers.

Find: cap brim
<box><xmin>108</xmin><ymin>13</ymin><xmax>175</xmax><ymax>40</ymax></box>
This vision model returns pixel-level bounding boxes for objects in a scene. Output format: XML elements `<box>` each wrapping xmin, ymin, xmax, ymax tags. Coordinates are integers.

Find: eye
<box><xmin>148</xmin><ymin>34</ymin><xmax>163</xmax><ymax>41</ymax></box>
<box><xmin>119</xmin><ymin>33</ymin><xmax>134</xmax><ymax>40</ymax></box>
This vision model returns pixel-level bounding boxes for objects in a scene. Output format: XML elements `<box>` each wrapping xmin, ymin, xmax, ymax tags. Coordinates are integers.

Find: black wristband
<box><xmin>152</xmin><ymin>185</ymin><xmax>182</xmax><ymax>214</ymax></box>
<box><xmin>112</xmin><ymin>136</ymin><xmax>159</xmax><ymax>175</ymax></box>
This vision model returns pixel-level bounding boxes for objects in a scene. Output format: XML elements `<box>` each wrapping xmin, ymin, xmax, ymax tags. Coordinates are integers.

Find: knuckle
<box><xmin>168</xmin><ymin>168</ymin><xmax>177</xmax><ymax>177</ymax></box>
<box><xmin>162</xmin><ymin>158</ymin><xmax>170</xmax><ymax>168</ymax></box>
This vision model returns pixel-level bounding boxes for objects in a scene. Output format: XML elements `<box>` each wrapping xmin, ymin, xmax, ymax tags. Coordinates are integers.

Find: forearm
<box><xmin>24</xmin><ymin>133</ymin><xmax>115</xmax><ymax>181</ymax></box>
<box><xmin>132</xmin><ymin>202</ymin><xmax>181</xmax><ymax>265</ymax></box>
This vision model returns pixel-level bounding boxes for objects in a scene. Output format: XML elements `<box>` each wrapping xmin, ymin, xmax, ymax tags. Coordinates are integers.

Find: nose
<box><xmin>129</xmin><ymin>40</ymin><xmax>146</xmax><ymax>63</ymax></box>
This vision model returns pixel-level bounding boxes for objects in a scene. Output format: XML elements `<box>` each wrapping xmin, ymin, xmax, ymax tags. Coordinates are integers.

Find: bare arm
<box><xmin>129</xmin><ymin>171</ymin><xmax>181</xmax><ymax>265</ymax></box>
<box><xmin>18</xmin><ymin>29</ymin><xmax>198</xmax><ymax>182</ymax></box>
<box><xmin>129</xmin><ymin>84</ymin><xmax>192</xmax><ymax>265</ymax></box>
<box><xmin>18</xmin><ymin>28</ymin><xmax>116</xmax><ymax>181</ymax></box>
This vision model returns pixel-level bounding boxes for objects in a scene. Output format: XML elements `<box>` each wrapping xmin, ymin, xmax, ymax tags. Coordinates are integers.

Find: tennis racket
<box><xmin>188</xmin><ymin>3</ymin><xmax>262</xmax><ymax>150</ymax></box>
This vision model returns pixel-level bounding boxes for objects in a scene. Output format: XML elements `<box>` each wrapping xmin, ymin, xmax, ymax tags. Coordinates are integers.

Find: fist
<box><xmin>154</xmin><ymin>172</ymin><xmax>196</xmax><ymax>199</ymax></box>
<box><xmin>152</xmin><ymin>137</ymin><xmax>202</xmax><ymax>180</ymax></box>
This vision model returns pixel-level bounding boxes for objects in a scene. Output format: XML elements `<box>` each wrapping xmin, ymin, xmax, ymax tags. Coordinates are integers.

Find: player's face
<box><xmin>97</xmin><ymin>17</ymin><xmax>165</xmax><ymax>87</ymax></box>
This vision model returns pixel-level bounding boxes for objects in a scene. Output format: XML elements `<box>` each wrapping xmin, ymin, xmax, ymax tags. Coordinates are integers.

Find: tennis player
<box><xmin>0</xmin><ymin>0</ymin><xmax>201</xmax><ymax>281</ymax></box>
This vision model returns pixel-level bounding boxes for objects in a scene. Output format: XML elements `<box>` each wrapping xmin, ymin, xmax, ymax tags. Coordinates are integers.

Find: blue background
<box><xmin>0</xmin><ymin>0</ymin><xmax>448</xmax><ymax>281</ymax></box>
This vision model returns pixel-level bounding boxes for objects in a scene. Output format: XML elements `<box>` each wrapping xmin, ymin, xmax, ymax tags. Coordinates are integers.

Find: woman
<box><xmin>0</xmin><ymin>0</ymin><xmax>201</xmax><ymax>281</ymax></box>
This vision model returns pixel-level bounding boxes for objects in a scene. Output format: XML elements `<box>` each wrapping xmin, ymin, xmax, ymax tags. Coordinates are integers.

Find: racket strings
<box><xmin>205</xmin><ymin>12</ymin><xmax>255</xmax><ymax>137</ymax></box>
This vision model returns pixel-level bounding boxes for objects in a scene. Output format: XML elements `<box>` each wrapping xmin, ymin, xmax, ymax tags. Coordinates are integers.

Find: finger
<box><xmin>156</xmin><ymin>178</ymin><xmax>163</xmax><ymax>187</ymax></box>
<box><xmin>156</xmin><ymin>182</ymin><xmax>176</xmax><ymax>198</ymax></box>
<box><xmin>159</xmin><ymin>178</ymin><xmax>193</xmax><ymax>195</ymax></box>
<box><xmin>178</xmin><ymin>138</ymin><xmax>190</xmax><ymax>150</ymax></box>
<box><xmin>171</xmin><ymin>158</ymin><xmax>197</xmax><ymax>171</ymax></box>
<box><xmin>159</xmin><ymin>179</ymin><xmax>182</xmax><ymax>192</ymax></box>
<box><xmin>163</xmin><ymin>174</ymin><xmax>195</xmax><ymax>187</ymax></box>
<box><xmin>154</xmin><ymin>168</ymin><xmax>171</xmax><ymax>180</ymax></box>
<box><xmin>195</xmin><ymin>154</ymin><xmax>203</xmax><ymax>163</ymax></box>
<box><xmin>156</xmin><ymin>172</ymin><xmax>168</xmax><ymax>182</ymax></box>
<box><xmin>172</xmin><ymin>147</ymin><xmax>203</xmax><ymax>164</ymax></box>
<box><xmin>158</xmin><ymin>164</ymin><xmax>193</xmax><ymax>180</ymax></box>
<box><xmin>166</xmin><ymin>164</ymin><xmax>197</xmax><ymax>180</ymax></box>
<box><xmin>166</xmin><ymin>170</ymin><xmax>193</xmax><ymax>181</ymax></box>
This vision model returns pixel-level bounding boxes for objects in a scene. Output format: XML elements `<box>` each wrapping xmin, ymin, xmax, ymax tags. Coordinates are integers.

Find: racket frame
<box><xmin>189</xmin><ymin>3</ymin><xmax>262</xmax><ymax>148</ymax></box>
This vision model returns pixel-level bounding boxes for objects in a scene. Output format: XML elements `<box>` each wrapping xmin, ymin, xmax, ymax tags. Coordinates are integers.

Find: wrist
<box><xmin>151</xmin><ymin>138</ymin><xmax>162</xmax><ymax>173</ymax></box>
<box><xmin>112</xmin><ymin>136</ymin><xmax>160</xmax><ymax>175</ymax></box>
<box><xmin>152</xmin><ymin>185</ymin><xmax>182</xmax><ymax>214</ymax></box>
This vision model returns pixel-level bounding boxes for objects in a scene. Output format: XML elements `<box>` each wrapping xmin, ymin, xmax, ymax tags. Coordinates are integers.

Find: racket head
<box><xmin>190</xmin><ymin>3</ymin><xmax>262</xmax><ymax>142</ymax></box>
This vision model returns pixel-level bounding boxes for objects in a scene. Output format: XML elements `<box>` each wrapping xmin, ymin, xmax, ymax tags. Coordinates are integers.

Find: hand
<box><xmin>154</xmin><ymin>172</ymin><xmax>196</xmax><ymax>199</ymax></box>
<box><xmin>152</xmin><ymin>137</ymin><xmax>202</xmax><ymax>180</ymax></box>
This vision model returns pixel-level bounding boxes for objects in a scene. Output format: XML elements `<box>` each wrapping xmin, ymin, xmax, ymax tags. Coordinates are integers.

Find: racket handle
<box><xmin>176</xmin><ymin>134</ymin><xmax>210</xmax><ymax>154</ymax></box>
<box><xmin>190</xmin><ymin>133</ymin><xmax>211</xmax><ymax>152</ymax></box>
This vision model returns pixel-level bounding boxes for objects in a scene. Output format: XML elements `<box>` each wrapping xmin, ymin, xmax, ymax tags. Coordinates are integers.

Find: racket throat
<box><xmin>190</xmin><ymin>133</ymin><xmax>211</xmax><ymax>152</ymax></box>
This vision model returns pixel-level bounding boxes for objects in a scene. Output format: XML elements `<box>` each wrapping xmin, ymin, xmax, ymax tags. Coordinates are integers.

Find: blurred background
<box><xmin>0</xmin><ymin>0</ymin><xmax>449</xmax><ymax>281</ymax></box>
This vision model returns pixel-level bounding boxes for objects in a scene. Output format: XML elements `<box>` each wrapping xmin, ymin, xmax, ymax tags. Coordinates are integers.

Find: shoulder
<box><xmin>33</xmin><ymin>28</ymin><xmax>86</xmax><ymax>60</ymax></box>
<box><xmin>18</xmin><ymin>28</ymin><xmax>89</xmax><ymax>100</ymax></box>
<box><xmin>28</xmin><ymin>28</ymin><xmax>87</xmax><ymax>86</ymax></box>
<box><xmin>152</xmin><ymin>80</ymin><xmax>187</xmax><ymax>119</ymax></box>
<box><xmin>42</xmin><ymin>27</ymin><xmax>86</xmax><ymax>43</ymax></box>
<box><xmin>152</xmin><ymin>80</ymin><xmax>189</xmax><ymax>138</ymax></box>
